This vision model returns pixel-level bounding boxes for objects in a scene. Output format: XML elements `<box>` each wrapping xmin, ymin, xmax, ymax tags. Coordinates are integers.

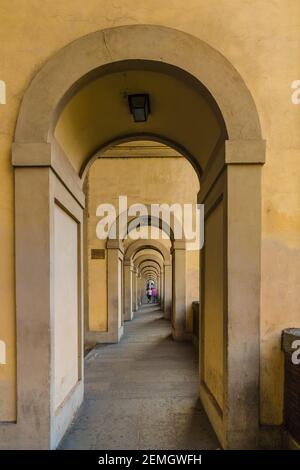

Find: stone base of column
<box><xmin>124</xmin><ymin>309</ymin><xmax>134</xmax><ymax>321</ymax></box>
<box><xmin>86</xmin><ymin>325</ymin><xmax>124</xmax><ymax>344</ymax></box>
<box><xmin>171</xmin><ymin>326</ymin><xmax>192</xmax><ymax>342</ymax></box>
<box><xmin>124</xmin><ymin>310</ymin><xmax>134</xmax><ymax>322</ymax></box>
<box><xmin>164</xmin><ymin>308</ymin><xmax>171</xmax><ymax>320</ymax></box>
<box><xmin>0</xmin><ymin>371</ymin><xmax>84</xmax><ymax>450</ymax></box>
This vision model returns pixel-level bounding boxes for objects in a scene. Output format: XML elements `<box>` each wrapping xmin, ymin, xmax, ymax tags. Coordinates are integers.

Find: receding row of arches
<box><xmin>86</xmin><ymin>211</ymin><xmax>189</xmax><ymax>347</ymax></box>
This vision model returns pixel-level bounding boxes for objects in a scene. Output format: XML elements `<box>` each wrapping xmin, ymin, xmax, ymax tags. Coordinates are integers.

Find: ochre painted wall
<box><xmin>0</xmin><ymin>1</ymin><xmax>299</xmax><ymax>425</ymax></box>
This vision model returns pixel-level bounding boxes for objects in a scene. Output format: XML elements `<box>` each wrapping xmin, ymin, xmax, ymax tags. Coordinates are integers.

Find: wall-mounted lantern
<box><xmin>128</xmin><ymin>94</ymin><xmax>150</xmax><ymax>122</ymax></box>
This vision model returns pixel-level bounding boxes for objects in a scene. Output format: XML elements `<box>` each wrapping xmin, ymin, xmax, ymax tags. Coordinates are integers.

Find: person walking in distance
<box><xmin>146</xmin><ymin>287</ymin><xmax>152</xmax><ymax>303</ymax></box>
<box><xmin>152</xmin><ymin>287</ymin><xmax>157</xmax><ymax>303</ymax></box>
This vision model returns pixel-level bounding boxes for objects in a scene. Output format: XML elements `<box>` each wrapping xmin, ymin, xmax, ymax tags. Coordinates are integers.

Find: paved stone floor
<box><xmin>59</xmin><ymin>305</ymin><xmax>219</xmax><ymax>450</ymax></box>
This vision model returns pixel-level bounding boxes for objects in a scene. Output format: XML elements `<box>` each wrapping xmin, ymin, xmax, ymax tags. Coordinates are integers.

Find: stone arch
<box><xmin>14</xmin><ymin>25</ymin><xmax>262</xmax><ymax>153</ymax></box>
<box><xmin>133</xmin><ymin>251</ymin><xmax>170</xmax><ymax>315</ymax></box>
<box><xmin>107</xmin><ymin>217</ymin><xmax>174</xmax><ymax>327</ymax></box>
<box><xmin>136</xmin><ymin>257</ymin><xmax>163</xmax><ymax>272</ymax></box>
<box><xmin>141</xmin><ymin>267</ymin><xmax>159</xmax><ymax>276</ymax></box>
<box><xmin>136</xmin><ymin>255</ymin><xmax>167</xmax><ymax>306</ymax></box>
<box><xmin>7</xmin><ymin>24</ymin><xmax>265</xmax><ymax>450</ymax></box>
<box><xmin>83</xmin><ymin>133</ymin><xmax>203</xmax><ymax>182</ymax></box>
<box><xmin>123</xmin><ymin>240</ymin><xmax>171</xmax><ymax>321</ymax></box>
<box><xmin>139</xmin><ymin>262</ymin><xmax>160</xmax><ymax>274</ymax></box>
<box><xmin>107</xmin><ymin>205</ymin><xmax>185</xmax><ymax>244</ymax></box>
<box><xmin>135</xmin><ymin>254</ymin><xmax>163</xmax><ymax>267</ymax></box>
<box><xmin>124</xmin><ymin>239</ymin><xmax>171</xmax><ymax>264</ymax></box>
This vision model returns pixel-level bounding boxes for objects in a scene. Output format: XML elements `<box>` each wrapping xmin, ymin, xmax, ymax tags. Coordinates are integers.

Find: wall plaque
<box><xmin>91</xmin><ymin>249</ymin><xmax>105</xmax><ymax>259</ymax></box>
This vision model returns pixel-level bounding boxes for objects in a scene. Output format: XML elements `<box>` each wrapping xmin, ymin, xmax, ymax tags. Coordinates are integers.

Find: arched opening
<box><xmin>80</xmin><ymin>168</ymin><xmax>204</xmax><ymax>450</ymax></box>
<box><xmin>3</xmin><ymin>25</ymin><xmax>265</xmax><ymax>450</ymax></box>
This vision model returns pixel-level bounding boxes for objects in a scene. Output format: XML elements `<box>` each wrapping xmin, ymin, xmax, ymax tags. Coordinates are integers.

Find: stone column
<box><xmin>159</xmin><ymin>269</ymin><xmax>163</xmax><ymax>303</ymax></box>
<box><xmin>10</xmin><ymin>165</ymin><xmax>85</xmax><ymax>449</ymax></box>
<box><xmin>131</xmin><ymin>266</ymin><xmax>137</xmax><ymax>314</ymax></box>
<box><xmin>196</xmin><ymin>139</ymin><xmax>264</xmax><ymax>449</ymax></box>
<box><xmin>142</xmin><ymin>278</ymin><xmax>145</xmax><ymax>303</ymax></box>
<box><xmin>138</xmin><ymin>274</ymin><xmax>143</xmax><ymax>306</ymax></box>
<box><xmin>225</xmin><ymin>153</ymin><xmax>262</xmax><ymax>449</ymax></box>
<box><xmin>107</xmin><ymin>240</ymin><xmax>124</xmax><ymax>342</ymax></box>
<box><xmin>123</xmin><ymin>260</ymin><xmax>133</xmax><ymax>321</ymax></box>
<box><xmin>136</xmin><ymin>272</ymin><xmax>140</xmax><ymax>307</ymax></box>
<box><xmin>156</xmin><ymin>273</ymin><xmax>160</xmax><ymax>303</ymax></box>
<box><xmin>171</xmin><ymin>241</ymin><xmax>187</xmax><ymax>340</ymax></box>
<box><xmin>134</xmin><ymin>267</ymin><xmax>139</xmax><ymax>311</ymax></box>
<box><xmin>164</xmin><ymin>262</ymin><xmax>172</xmax><ymax>319</ymax></box>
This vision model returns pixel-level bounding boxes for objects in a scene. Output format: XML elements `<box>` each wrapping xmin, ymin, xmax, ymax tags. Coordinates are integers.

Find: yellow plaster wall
<box><xmin>0</xmin><ymin>0</ymin><xmax>299</xmax><ymax>424</ymax></box>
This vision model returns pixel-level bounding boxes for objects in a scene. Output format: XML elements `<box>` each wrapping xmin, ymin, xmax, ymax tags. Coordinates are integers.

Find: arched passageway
<box><xmin>1</xmin><ymin>24</ymin><xmax>265</xmax><ymax>450</ymax></box>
